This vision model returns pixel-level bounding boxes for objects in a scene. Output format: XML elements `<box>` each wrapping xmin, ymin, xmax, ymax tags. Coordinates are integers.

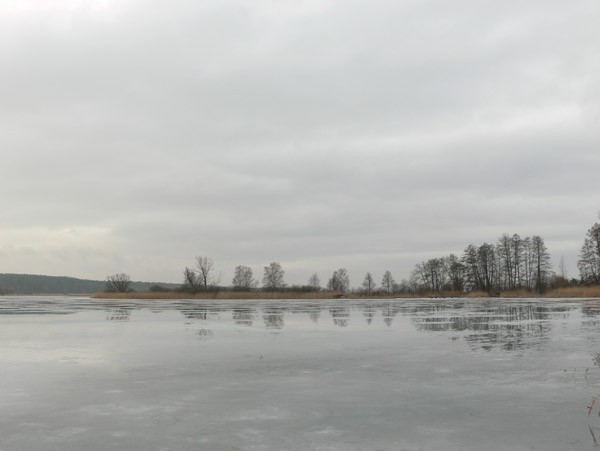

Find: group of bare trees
<box><xmin>108</xmin><ymin>217</ymin><xmax>600</xmax><ymax>295</ymax></box>
<box><xmin>179</xmin><ymin>259</ymin><xmax>289</xmax><ymax>293</ymax></box>
<box><xmin>358</xmin><ymin>270</ymin><xmax>398</xmax><ymax>295</ymax></box>
<box><xmin>408</xmin><ymin>233</ymin><xmax>552</xmax><ymax>294</ymax></box>
<box><xmin>175</xmin><ymin>242</ymin><xmax>554</xmax><ymax>295</ymax></box>
<box><xmin>171</xmin><ymin>216</ymin><xmax>600</xmax><ymax>295</ymax></box>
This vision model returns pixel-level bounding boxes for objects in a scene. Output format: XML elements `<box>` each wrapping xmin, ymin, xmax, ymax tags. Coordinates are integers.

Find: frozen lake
<box><xmin>2</xmin><ymin>296</ymin><xmax>600</xmax><ymax>450</ymax></box>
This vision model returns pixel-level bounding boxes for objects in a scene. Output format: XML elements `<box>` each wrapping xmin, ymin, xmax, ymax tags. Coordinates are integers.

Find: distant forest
<box><xmin>0</xmin><ymin>274</ymin><xmax>180</xmax><ymax>295</ymax></box>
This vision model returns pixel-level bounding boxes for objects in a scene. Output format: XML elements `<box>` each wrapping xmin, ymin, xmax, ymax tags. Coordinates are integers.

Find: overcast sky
<box><xmin>1</xmin><ymin>0</ymin><xmax>599</xmax><ymax>286</ymax></box>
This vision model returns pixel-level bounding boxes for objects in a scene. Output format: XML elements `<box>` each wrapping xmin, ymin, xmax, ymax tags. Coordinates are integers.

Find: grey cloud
<box><xmin>1</xmin><ymin>0</ymin><xmax>598</xmax><ymax>283</ymax></box>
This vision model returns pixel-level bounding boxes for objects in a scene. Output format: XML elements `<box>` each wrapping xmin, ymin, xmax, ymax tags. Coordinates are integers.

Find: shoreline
<box><xmin>90</xmin><ymin>286</ymin><xmax>600</xmax><ymax>300</ymax></box>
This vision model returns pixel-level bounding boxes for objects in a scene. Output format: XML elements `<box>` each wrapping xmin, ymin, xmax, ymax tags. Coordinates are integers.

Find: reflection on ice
<box><xmin>106</xmin><ymin>308</ymin><xmax>131</xmax><ymax>322</ymax></box>
<box><xmin>0</xmin><ymin>296</ymin><xmax>585</xmax><ymax>353</ymax></box>
<box><xmin>263</xmin><ymin>308</ymin><xmax>285</xmax><ymax>330</ymax></box>
<box><xmin>411</xmin><ymin>303</ymin><xmax>558</xmax><ymax>351</ymax></box>
<box><xmin>3</xmin><ymin>296</ymin><xmax>600</xmax><ymax>450</ymax></box>
<box><xmin>232</xmin><ymin>307</ymin><xmax>256</xmax><ymax>326</ymax></box>
<box><xmin>329</xmin><ymin>306</ymin><xmax>350</xmax><ymax>328</ymax></box>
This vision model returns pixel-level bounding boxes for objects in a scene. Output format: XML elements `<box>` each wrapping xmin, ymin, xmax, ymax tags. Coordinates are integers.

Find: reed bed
<box><xmin>91</xmin><ymin>286</ymin><xmax>600</xmax><ymax>300</ymax></box>
<box><xmin>92</xmin><ymin>291</ymin><xmax>344</xmax><ymax>300</ymax></box>
<box><xmin>543</xmin><ymin>286</ymin><xmax>600</xmax><ymax>298</ymax></box>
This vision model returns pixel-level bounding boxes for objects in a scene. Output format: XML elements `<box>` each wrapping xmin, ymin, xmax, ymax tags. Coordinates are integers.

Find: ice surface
<box><xmin>2</xmin><ymin>296</ymin><xmax>600</xmax><ymax>450</ymax></box>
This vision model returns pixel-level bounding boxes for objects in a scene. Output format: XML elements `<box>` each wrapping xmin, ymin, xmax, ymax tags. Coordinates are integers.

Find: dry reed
<box><xmin>92</xmin><ymin>291</ymin><xmax>344</xmax><ymax>300</ymax></box>
<box><xmin>90</xmin><ymin>285</ymin><xmax>600</xmax><ymax>300</ymax></box>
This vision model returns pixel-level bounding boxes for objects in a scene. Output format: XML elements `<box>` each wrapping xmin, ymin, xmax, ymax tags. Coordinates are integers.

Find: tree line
<box><xmin>405</xmin><ymin>233</ymin><xmax>553</xmax><ymax>295</ymax></box>
<box><xmin>104</xmin><ymin>215</ymin><xmax>600</xmax><ymax>295</ymax></box>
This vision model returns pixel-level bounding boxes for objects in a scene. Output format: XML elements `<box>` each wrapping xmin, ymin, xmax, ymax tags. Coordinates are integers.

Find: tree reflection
<box><xmin>181</xmin><ymin>307</ymin><xmax>208</xmax><ymax>320</ymax></box>
<box><xmin>329</xmin><ymin>306</ymin><xmax>350</xmax><ymax>328</ymax></box>
<box><xmin>232</xmin><ymin>307</ymin><xmax>256</xmax><ymax>326</ymax></box>
<box><xmin>308</xmin><ymin>305</ymin><xmax>320</xmax><ymax>324</ymax></box>
<box><xmin>106</xmin><ymin>308</ymin><xmax>131</xmax><ymax>321</ymax></box>
<box><xmin>362</xmin><ymin>305</ymin><xmax>376</xmax><ymax>325</ymax></box>
<box><xmin>582</xmin><ymin>306</ymin><xmax>600</xmax><ymax>328</ymax></box>
<box><xmin>381</xmin><ymin>303</ymin><xmax>400</xmax><ymax>327</ymax></box>
<box><xmin>263</xmin><ymin>308</ymin><xmax>285</xmax><ymax>330</ymax></box>
<box><xmin>411</xmin><ymin>303</ymin><xmax>563</xmax><ymax>351</ymax></box>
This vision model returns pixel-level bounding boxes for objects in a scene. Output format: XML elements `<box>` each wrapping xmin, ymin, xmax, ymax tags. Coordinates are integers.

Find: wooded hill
<box><xmin>0</xmin><ymin>273</ymin><xmax>180</xmax><ymax>295</ymax></box>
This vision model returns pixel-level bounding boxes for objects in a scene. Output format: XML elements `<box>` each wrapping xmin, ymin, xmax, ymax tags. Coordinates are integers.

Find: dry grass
<box><xmin>496</xmin><ymin>289</ymin><xmax>533</xmax><ymax>298</ymax></box>
<box><xmin>543</xmin><ymin>286</ymin><xmax>600</xmax><ymax>298</ymax></box>
<box><xmin>488</xmin><ymin>286</ymin><xmax>600</xmax><ymax>299</ymax></box>
<box><xmin>92</xmin><ymin>291</ymin><xmax>345</xmax><ymax>300</ymax></box>
<box><xmin>92</xmin><ymin>291</ymin><xmax>430</xmax><ymax>300</ymax></box>
<box><xmin>90</xmin><ymin>286</ymin><xmax>600</xmax><ymax>300</ymax></box>
<box><xmin>464</xmin><ymin>291</ymin><xmax>491</xmax><ymax>298</ymax></box>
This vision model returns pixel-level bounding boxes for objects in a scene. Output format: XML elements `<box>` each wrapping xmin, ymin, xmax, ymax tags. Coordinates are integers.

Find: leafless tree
<box><xmin>308</xmin><ymin>273</ymin><xmax>321</xmax><ymax>291</ymax></box>
<box><xmin>105</xmin><ymin>273</ymin><xmax>133</xmax><ymax>292</ymax></box>
<box><xmin>232</xmin><ymin>265</ymin><xmax>258</xmax><ymax>290</ymax></box>
<box><xmin>522</xmin><ymin>236</ymin><xmax>534</xmax><ymax>290</ymax></box>
<box><xmin>462</xmin><ymin>244</ymin><xmax>483</xmax><ymax>291</ymax></box>
<box><xmin>196</xmin><ymin>256</ymin><xmax>221</xmax><ymax>290</ymax></box>
<box><xmin>327</xmin><ymin>268</ymin><xmax>350</xmax><ymax>293</ymax></box>
<box><xmin>532</xmin><ymin>235</ymin><xmax>552</xmax><ymax>293</ymax></box>
<box><xmin>461</xmin><ymin>243</ymin><xmax>498</xmax><ymax>293</ymax></box>
<box><xmin>361</xmin><ymin>272</ymin><xmax>376</xmax><ymax>295</ymax></box>
<box><xmin>381</xmin><ymin>270</ymin><xmax>396</xmax><ymax>294</ymax></box>
<box><xmin>498</xmin><ymin>234</ymin><xmax>513</xmax><ymax>289</ymax></box>
<box><xmin>579</xmin><ymin>222</ymin><xmax>600</xmax><ymax>285</ymax></box>
<box><xmin>263</xmin><ymin>262</ymin><xmax>286</xmax><ymax>290</ymax></box>
<box><xmin>512</xmin><ymin>234</ymin><xmax>524</xmax><ymax>288</ymax></box>
<box><xmin>477</xmin><ymin>243</ymin><xmax>497</xmax><ymax>293</ymax></box>
<box><xmin>497</xmin><ymin>233</ymin><xmax>526</xmax><ymax>290</ymax></box>
<box><xmin>413</xmin><ymin>258</ymin><xmax>447</xmax><ymax>292</ymax></box>
<box><xmin>558</xmin><ymin>256</ymin><xmax>567</xmax><ymax>279</ymax></box>
<box><xmin>182</xmin><ymin>267</ymin><xmax>201</xmax><ymax>293</ymax></box>
<box><xmin>446</xmin><ymin>254</ymin><xmax>465</xmax><ymax>292</ymax></box>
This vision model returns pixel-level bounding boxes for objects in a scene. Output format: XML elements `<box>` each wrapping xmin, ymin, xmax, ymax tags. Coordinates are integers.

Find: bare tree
<box><xmin>461</xmin><ymin>243</ymin><xmax>498</xmax><ymax>293</ymax></box>
<box><xmin>522</xmin><ymin>236</ymin><xmax>534</xmax><ymax>290</ymax></box>
<box><xmin>381</xmin><ymin>270</ymin><xmax>396</xmax><ymax>294</ymax></box>
<box><xmin>105</xmin><ymin>273</ymin><xmax>133</xmax><ymax>292</ymax></box>
<box><xmin>232</xmin><ymin>265</ymin><xmax>258</xmax><ymax>290</ymax></box>
<box><xmin>462</xmin><ymin>244</ymin><xmax>483</xmax><ymax>291</ymax></box>
<box><xmin>498</xmin><ymin>234</ymin><xmax>514</xmax><ymax>289</ymax></box>
<box><xmin>578</xmin><ymin>222</ymin><xmax>600</xmax><ymax>285</ymax></box>
<box><xmin>196</xmin><ymin>256</ymin><xmax>222</xmax><ymax>290</ymax></box>
<box><xmin>327</xmin><ymin>268</ymin><xmax>350</xmax><ymax>293</ymax></box>
<box><xmin>413</xmin><ymin>259</ymin><xmax>447</xmax><ymax>293</ymax></box>
<box><xmin>478</xmin><ymin>243</ymin><xmax>497</xmax><ymax>293</ymax></box>
<box><xmin>182</xmin><ymin>267</ymin><xmax>201</xmax><ymax>293</ymax></box>
<box><xmin>263</xmin><ymin>262</ymin><xmax>286</xmax><ymax>290</ymax></box>
<box><xmin>361</xmin><ymin>272</ymin><xmax>376</xmax><ymax>295</ymax></box>
<box><xmin>512</xmin><ymin>234</ymin><xmax>524</xmax><ymax>289</ymax></box>
<box><xmin>308</xmin><ymin>273</ymin><xmax>321</xmax><ymax>291</ymax></box>
<box><xmin>558</xmin><ymin>256</ymin><xmax>567</xmax><ymax>279</ymax></box>
<box><xmin>446</xmin><ymin>254</ymin><xmax>465</xmax><ymax>292</ymax></box>
<box><xmin>532</xmin><ymin>235</ymin><xmax>552</xmax><ymax>293</ymax></box>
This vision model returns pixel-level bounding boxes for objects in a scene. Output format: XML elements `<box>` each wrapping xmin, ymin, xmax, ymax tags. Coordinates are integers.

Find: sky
<box><xmin>1</xmin><ymin>0</ymin><xmax>599</xmax><ymax>286</ymax></box>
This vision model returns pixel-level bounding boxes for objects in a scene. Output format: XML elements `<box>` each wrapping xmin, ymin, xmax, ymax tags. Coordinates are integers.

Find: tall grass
<box><xmin>544</xmin><ymin>286</ymin><xmax>600</xmax><ymax>298</ymax></box>
<box><xmin>91</xmin><ymin>290</ymin><xmax>484</xmax><ymax>300</ymax></box>
<box><xmin>91</xmin><ymin>286</ymin><xmax>600</xmax><ymax>300</ymax></box>
<box><xmin>92</xmin><ymin>291</ymin><xmax>342</xmax><ymax>300</ymax></box>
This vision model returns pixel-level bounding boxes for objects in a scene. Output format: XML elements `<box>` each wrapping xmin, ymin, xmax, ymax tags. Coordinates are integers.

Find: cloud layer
<box><xmin>1</xmin><ymin>0</ymin><xmax>598</xmax><ymax>285</ymax></box>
